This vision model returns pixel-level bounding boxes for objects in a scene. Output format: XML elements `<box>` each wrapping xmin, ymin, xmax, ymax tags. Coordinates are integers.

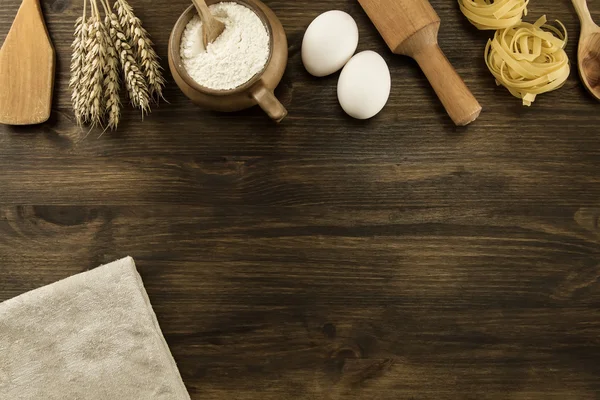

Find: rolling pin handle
<box><xmin>413</xmin><ymin>44</ymin><xmax>481</xmax><ymax>126</ymax></box>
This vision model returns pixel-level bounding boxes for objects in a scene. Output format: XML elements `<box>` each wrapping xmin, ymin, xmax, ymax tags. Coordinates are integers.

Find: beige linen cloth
<box><xmin>0</xmin><ymin>256</ymin><xmax>190</xmax><ymax>400</ymax></box>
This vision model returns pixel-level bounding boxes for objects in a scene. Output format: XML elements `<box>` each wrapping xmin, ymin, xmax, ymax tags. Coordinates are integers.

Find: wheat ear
<box><xmin>113</xmin><ymin>0</ymin><xmax>134</xmax><ymax>38</ymax></box>
<box><xmin>81</xmin><ymin>1</ymin><xmax>108</xmax><ymax>127</ymax></box>
<box><xmin>100</xmin><ymin>0</ymin><xmax>121</xmax><ymax>130</ymax></box>
<box><xmin>114</xmin><ymin>0</ymin><xmax>165</xmax><ymax>102</ymax></box>
<box><xmin>106</xmin><ymin>9</ymin><xmax>150</xmax><ymax>114</ymax></box>
<box><xmin>70</xmin><ymin>15</ymin><xmax>87</xmax><ymax>125</ymax></box>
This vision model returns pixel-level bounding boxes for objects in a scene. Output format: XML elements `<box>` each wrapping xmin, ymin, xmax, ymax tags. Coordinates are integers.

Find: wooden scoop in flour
<box><xmin>0</xmin><ymin>0</ymin><xmax>55</xmax><ymax>125</ymax></box>
<box><xmin>358</xmin><ymin>0</ymin><xmax>481</xmax><ymax>126</ymax></box>
<box><xmin>192</xmin><ymin>0</ymin><xmax>226</xmax><ymax>47</ymax></box>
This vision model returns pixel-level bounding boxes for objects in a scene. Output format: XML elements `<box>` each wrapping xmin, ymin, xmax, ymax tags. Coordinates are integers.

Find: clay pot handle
<box><xmin>251</xmin><ymin>82</ymin><xmax>287</xmax><ymax>122</ymax></box>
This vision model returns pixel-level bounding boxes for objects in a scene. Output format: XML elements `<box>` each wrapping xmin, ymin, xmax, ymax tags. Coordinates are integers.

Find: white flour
<box><xmin>180</xmin><ymin>2</ymin><xmax>270</xmax><ymax>90</ymax></box>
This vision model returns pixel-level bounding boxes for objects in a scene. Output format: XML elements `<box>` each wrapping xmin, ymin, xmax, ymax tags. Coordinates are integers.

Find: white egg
<box><xmin>302</xmin><ymin>11</ymin><xmax>359</xmax><ymax>77</ymax></box>
<box><xmin>337</xmin><ymin>51</ymin><xmax>391</xmax><ymax>119</ymax></box>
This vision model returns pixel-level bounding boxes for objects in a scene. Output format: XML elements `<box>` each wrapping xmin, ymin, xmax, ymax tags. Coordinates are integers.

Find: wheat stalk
<box><xmin>114</xmin><ymin>0</ymin><xmax>165</xmax><ymax>101</ymax></box>
<box><xmin>70</xmin><ymin>15</ymin><xmax>88</xmax><ymax>126</ymax></box>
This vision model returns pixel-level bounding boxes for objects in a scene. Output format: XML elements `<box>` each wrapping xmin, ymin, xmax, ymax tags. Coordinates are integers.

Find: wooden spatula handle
<box><xmin>413</xmin><ymin>44</ymin><xmax>481</xmax><ymax>126</ymax></box>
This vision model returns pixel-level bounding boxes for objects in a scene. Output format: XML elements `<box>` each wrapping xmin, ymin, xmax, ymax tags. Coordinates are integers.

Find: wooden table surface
<box><xmin>2</xmin><ymin>0</ymin><xmax>600</xmax><ymax>398</ymax></box>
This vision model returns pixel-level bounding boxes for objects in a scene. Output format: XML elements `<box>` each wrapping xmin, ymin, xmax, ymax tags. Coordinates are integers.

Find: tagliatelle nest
<box><xmin>458</xmin><ymin>0</ymin><xmax>529</xmax><ymax>30</ymax></box>
<box><xmin>484</xmin><ymin>16</ymin><xmax>570</xmax><ymax>106</ymax></box>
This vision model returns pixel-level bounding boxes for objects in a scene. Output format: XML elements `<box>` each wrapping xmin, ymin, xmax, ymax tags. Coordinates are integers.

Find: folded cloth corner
<box><xmin>0</xmin><ymin>256</ymin><xmax>190</xmax><ymax>400</ymax></box>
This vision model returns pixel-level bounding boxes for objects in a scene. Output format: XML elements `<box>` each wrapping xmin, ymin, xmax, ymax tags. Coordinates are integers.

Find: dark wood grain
<box><xmin>1</xmin><ymin>0</ymin><xmax>600</xmax><ymax>399</ymax></box>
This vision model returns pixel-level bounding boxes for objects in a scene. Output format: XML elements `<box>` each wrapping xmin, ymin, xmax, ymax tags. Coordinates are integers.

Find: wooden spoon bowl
<box><xmin>579</xmin><ymin>32</ymin><xmax>600</xmax><ymax>97</ymax></box>
<box><xmin>573</xmin><ymin>0</ymin><xmax>600</xmax><ymax>100</ymax></box>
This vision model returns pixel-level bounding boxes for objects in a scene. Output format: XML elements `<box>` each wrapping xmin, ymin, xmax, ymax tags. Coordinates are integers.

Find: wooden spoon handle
<box><xmin>413</xmin><ymin>44</ymin><xmax>481</xmax><ymax>126</ymax></box>
<box><xmin>572</xmin><ymin>0</ymin><xmax>597</xmax><ymax>32</ymax></box>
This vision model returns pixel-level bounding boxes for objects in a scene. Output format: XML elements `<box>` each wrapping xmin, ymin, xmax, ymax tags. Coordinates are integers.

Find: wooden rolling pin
<box><xmin>358</xmin><ymin>0</ymin><xmax>481</xmax><ymax>126</ymax></box>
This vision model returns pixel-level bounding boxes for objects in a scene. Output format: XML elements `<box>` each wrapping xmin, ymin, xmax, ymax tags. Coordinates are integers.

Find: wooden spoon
<box><xmin>573</xmin><ymin>0</ymin><xmax>600</xmax><ymax>100</ymax></box>
<box><xmin>191</xmin><ymin>0</ymin><xmax>226</xmax><ymax>48</ymax></box>
<box><xmin>0</xmin><ymin>0</ymin><xmax>55</xmax><ymax>125</ymax></box>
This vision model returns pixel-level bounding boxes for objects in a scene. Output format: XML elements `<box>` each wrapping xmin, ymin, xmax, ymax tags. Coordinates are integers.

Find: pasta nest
<box><xmin>459</xmin><ymin>0</ymin><xmax>529</xmax><ymax>30</ymax></box>
<box><xmin>484</xmin><ymin>16</ymin><xmax>570</xmax><ymax>106</ymax></box>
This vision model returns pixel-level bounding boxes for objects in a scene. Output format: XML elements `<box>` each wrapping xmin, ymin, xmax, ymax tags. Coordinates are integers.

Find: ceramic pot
<box><xmin>168</xmin><ymin>0</ymin><xmax>288</xmax><ymax>122</ymax></box>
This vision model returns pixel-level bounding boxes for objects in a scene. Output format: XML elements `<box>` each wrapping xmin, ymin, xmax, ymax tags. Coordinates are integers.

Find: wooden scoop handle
<box><xmin>192</xmin><ymin>0</ymin><xmax>225</xmax><ymax>47</ymax></box>
<box><xmin>413</xmin><ymin>44</ymin><xmax>481</xmax><ymax>126</ymax></box>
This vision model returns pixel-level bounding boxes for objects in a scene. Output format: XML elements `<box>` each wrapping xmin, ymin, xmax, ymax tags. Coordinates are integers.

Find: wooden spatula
<box><xmin>359</xmin><ymin>0</ymin><xmax>481</xmax><ymax>126</ymax></box>
<box><xmin>0</xmin><ymin>0</ymin><xmax>55</xmax><ymax>125</ymax></box>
